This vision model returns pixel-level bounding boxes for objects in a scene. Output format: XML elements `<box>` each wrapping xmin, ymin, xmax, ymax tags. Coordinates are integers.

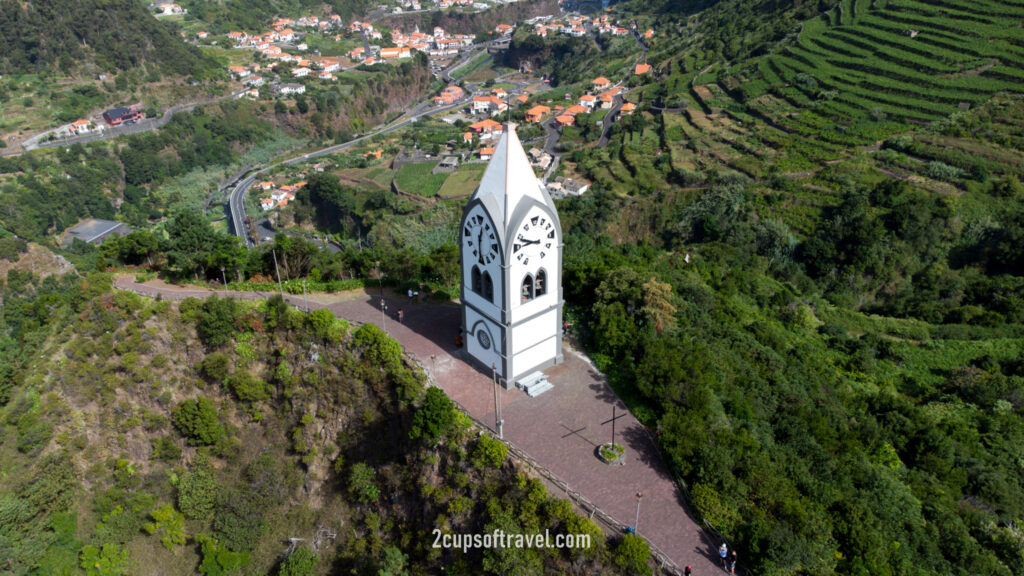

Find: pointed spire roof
<box><xmin>471</xmin><ymin>124</ymin><xmax>548</xmax><ymax>229</ymax></box>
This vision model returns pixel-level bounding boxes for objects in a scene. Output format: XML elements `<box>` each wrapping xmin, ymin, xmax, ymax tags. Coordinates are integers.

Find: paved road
<box><xmin>227</xmin><ymin>99</ymin><xmax>468</xmax><ymax>245</ymax></box>
<box><xmin>2</xmin><ymin>90</ymin><xmax>247</xmax><ymax>157</ymax></box>
<box><xmin>598</xmin><ymin>95</ymin><xmax>625</xmax><ymax>147</ymax></box>
<box><xmin>110</xmin><ymin>276</ymin><xmax>724</xmax><ymax>575</ymax></box>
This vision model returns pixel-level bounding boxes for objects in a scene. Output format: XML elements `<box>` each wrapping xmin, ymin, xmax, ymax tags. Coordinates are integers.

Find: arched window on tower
<box><xmin>471</xmin><ymin>266</ymin><xmax>482</xmax><ymax>294</ymax></box>
<box><xmin>535</xmin><ymin>269</ymin><xmax>547</xmax><ymax>297</ymax></box>
<box><xmin>483</xmin><ymin>272</ymin><xmax>494</xmax><ymax>301</ymax></box>
<box><xmin>521</xmin><ymin>274</ymin><xmax>534</xmax><ymax>303</ymax></box>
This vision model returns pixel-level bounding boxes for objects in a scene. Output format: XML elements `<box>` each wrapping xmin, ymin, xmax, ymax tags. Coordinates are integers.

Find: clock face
<box><xmin>512</xmin><ymin>214</ymin><xmax>555</xmax><ymax>266</ymax></box>
<box><xmin>477</xmin><ymin>329</ymin><xmax>492</xmax><ymax>350</ymax></box>
<box><xmin>463</xmin><ymin>214</ymin><xmax>499</xmax><ymax>266</ymax></box>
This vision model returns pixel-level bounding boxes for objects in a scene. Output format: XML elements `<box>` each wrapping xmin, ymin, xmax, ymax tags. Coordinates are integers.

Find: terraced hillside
<box><xmin>747</xmin><ymin>0</ymin><xmax>1024</xmax><ymax>133</ymax></box>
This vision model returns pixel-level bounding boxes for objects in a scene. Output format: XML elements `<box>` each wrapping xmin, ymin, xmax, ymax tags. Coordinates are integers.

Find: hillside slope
<box><xmin>0</xmin><ymin>0</ymin><xmax>219</xmax><ymax>75</ymax></box>
<box><xmin>0</xmin><ymin>274</ymin><xmax>649</xmax><ymax>575</ymax></box>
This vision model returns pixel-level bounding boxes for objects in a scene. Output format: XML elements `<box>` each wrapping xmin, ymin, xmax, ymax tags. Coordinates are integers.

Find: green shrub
<box><xmin>200</xmin><ymin>352</ymin><xmax>232</xmax><ymax>383</ymax></box>
<box><xmin>144</xmin><ymin>503</ymin><xmax>187</xmax><ymax>550</ymax></box>
<box><xmin>348</xmin><ymin>462</ymin><xmax>380</xmax><ymax>504</ymax></box>
<box><xmin>277</xmin><ymin>546</ymin><xmax>317</xmax><ymax>576</ymax></box>
<box><xmin>79</xmin><ymin>543</ymin><xmax>129</xmax><ymax>576</ymax></box>
<box><xmin>471</xmin><ymin>434</ymin><xmax>508</xmax><ymax>469</ymax></box>
<box><xmin>151</xmin><ymin>436</ymin><xmax>181</xmax><ymax>462</ymax></box>
<box><xmin>612</xmin><ymin>533</ymin><xmax>651</xmax><ymax>575</ymax></box>
<box><xmin>196</xmin><ymin>534</ymin><xmax>250</xmax><ymax>575</ymax></box>
<box><xmin>227</xmin><ymin>370</ymin><xmax>269</xmax><ymax>403</ymax></box>
<box><xmin>409</xmin><ymin>387</ymin><xmax>457</xmax><ymax>444</ymax></box>
<box><xmin>172</xmin><ymin>397</ymin><xmax>224</xmax><ymax>446</ymax></box>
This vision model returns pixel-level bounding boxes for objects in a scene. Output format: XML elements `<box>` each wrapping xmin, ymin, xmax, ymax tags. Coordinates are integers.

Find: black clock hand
<box><xmin>523</xmin><ymin>238</ymin><xmax>541</xmax><ymax>246</ymax></box>
<box><xmin>477</xmin><ymin>228</ymin><xmax>484</xmax><ymax>263</ymax></box>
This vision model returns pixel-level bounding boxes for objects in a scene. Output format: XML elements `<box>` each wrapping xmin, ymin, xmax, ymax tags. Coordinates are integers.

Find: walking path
<box><xmin>112</xmin><ymin>276</ymin><xmax>722</xmax><ymax>574</ymax></box>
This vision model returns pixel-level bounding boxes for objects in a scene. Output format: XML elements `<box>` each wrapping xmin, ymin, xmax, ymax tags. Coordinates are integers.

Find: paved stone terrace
<box><xmin>113</xmin><ymin>277</ymin><xmax>723</xmax><ymax>573</ymax></box>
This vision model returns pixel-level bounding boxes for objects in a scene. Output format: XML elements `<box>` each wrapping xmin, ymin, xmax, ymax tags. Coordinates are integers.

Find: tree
<box><xmin>278</xmin><ymin>546</ymin><xmax>317</xmax><ymax>576</ymax></box>
<box><xmin>409</xmin><ymin>387</ymin><xmax>457</xmax><ymax>444</ymax></box>
<box><xmin>144</xmin><ymin>503</ymin><xmax>187</xmax><ymax>550</ymax></box>
<box><xmin>213</xmin><ymin>488</ymin><xmax>265</xmax><ymax>551</ymax></box>
<box><xmin>641</xmin><ymin>276</ymin><xmax>676</xmax><ymax>333</ymax></box>
<box><xmin>178</xmin><ymin>453</ymin><xmax>220</xmax><ymax>520</ymax></box>
<box><xmin>197</xmin><ymin>297</ymin><xmax>238</xmax><ymax>348</ymax></box>
<box><xmin>173</xmin><ymin>397</ymin><xmax>225</xmax><ymax>445</ymax></box>
<box><xmin>165</xmin><ymin>211</ymin><xmax>219</xmax><ymax>279</ymax></box>
<box><xmin>377</xmin><ymin>546</ymin><xmax>407</xmax><ymax>576</ymax></box>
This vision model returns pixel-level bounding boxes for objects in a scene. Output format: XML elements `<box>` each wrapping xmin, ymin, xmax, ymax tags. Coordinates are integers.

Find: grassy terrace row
<box><xmin>855</xmin><ymin>13</ymin><xmax>1024</xmax><ymax>64</ymax></box>
<box><xmin>775</xmin><ymin>50</ymin><xmax>960</xmax><ymax>115</ymax></box>
<box><xmin>831</xmin><ymin>23</ymin><xmax>987</xmax><ymax>68</ymax></box>
<box><xmin>898</xmin><ymin>0</ymin><xmax>1024</xmax><ymax>23</ymax></box>
<box><xmin>770</xmin><ymin>55</ymin><xmax>941</xmax><ymax>122</ymax></box>
<box><xmin>784</xmin><ymin>34</ymin><xmax>1021</xmax><ymax>97</ymax></box>
<box><xmin>881</xmin><ymin>3</ymin><xmax>1024</xmax><ymax>42</ymax></box>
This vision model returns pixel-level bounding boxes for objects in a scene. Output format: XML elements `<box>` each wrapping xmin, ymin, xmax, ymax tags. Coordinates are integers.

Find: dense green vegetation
<box><xmin>0</xmin><ymin>276</ymin><xmax>646</xmax><ymax>575</ymax></box>
<box><xmin>554</xmin><ymin>157</ymin><xmax>1024</xmax><ymax>574</ymax></box>
<box><xmin>0</xmin><ymin>0</ymin><xmax>220</xmax><ymax>76</ymax></box>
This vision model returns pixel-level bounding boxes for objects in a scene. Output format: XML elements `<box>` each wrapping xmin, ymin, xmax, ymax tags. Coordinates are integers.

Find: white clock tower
<box><xmin>460</xmin><ymin>124</ymin><xmax>563</xmax><ymax>386</ymax></box>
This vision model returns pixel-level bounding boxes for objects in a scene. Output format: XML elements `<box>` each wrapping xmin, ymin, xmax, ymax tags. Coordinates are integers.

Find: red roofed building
<box><xmin>635</xmin><ymin>63</ymin><xmax>652</xmax><ymax>75</ymax></box>
<box><xmin>525</xmin><ymin>105</ymin><xmax>551</xmax><ymax>123</ymax></box>
<box><xmin>593</xmin><ymin>77</ymin><xmax>611</xmax><ymax>91</ymax></box>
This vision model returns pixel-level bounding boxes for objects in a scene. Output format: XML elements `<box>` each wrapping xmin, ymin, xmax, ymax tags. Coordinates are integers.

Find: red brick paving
<box><xmin>113</xmin><ymin>277</ymin><xmax>722</xmax><ymax>574</ymax></box>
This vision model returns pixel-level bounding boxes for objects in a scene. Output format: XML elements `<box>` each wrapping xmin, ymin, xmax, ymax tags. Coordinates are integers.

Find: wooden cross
<box><xmin>601</xmin><ymin>405</ymin><xmax>628</xmax><ymax>447</ymax></box>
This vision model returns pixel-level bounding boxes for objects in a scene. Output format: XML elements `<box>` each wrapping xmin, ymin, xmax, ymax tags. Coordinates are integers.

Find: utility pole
<box><xmin>220</xmin><ymin>266</ymin><xmax>228</xmax><ymax>298</ymax></box>
<box><xmin>302</xmin><ymin>279</ymin><xmax>309</xmax><ymax>312</ymax></box>
<box><xmin>602</xmin><ymin>405</ymin><xmax>628</xmax><ymax>447</ymax></box>
<box><xmin>634</xmin><ymin>491</ymin><xmax>643</xmax><ymax>534</ymax></box>
<box><xmin>272</xmin><ymin>249</ymin><xmax>284</xmax><ymax>297</ymax></box>
<box><xmin>491</xmin><ymin>363</ymin><xmax>503</xmax><ymax>439</ymax></box>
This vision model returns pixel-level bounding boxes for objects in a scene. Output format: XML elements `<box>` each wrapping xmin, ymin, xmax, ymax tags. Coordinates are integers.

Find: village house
<box><xmin>434</xmin><ymin>85</ymin><xmax>466</xmax><ymax>105</ymax></box>
<box><xmin>525</xmin><ymin>105</ymin><xmax>551</xmax><ymax>123</ymax></box>
<box><xmin>150</xmin><ymin>2</ymin><xmax>185</xmax><ymax>16</ymax></box>
<box><xmin>554</xmin><ymin>114</ymin><xmax>574</xmax><ymax>127</ymax></box>
<box><xmin>468</xmin><ymin>118</ymin><xmax>504</xmax><ymax>138</ymax></box>
<box><xmin>292</xmin><ymin>67</ymin><xmax>311</xmax><ymax>78</ymax></box>
<box><xmin>635</xmin><ymin>63</ymin><xmax>652</xmax><ymax>75</ymax></box>
<box><xmin>620</xmin><ymin>102</ymin><xmax>637</xmax><ymax>115</ymax></box>
<box><xmin>275</xmin><ymin>83</ymin><xmax>306</xmax><ymax>96</ymax></box>
<box><xmin>495</xmin><ymin>23</ymin><xmax>514</xmax><ymax>35</ymax></box>
<box><xmin>579</xmin><ymin>94</ymin><xmax>597</xmax><ymax>109</ymax></box>
<box><xmin>70</xmin><ymin>119</ymin><xmax>99</xmax><ymax>135</ymax></box>
<box><xmin>102</xmin><ymin>107</ymin><xmax>142</xmax><ymax>126</ymax></box>
<box><xmin>62</xmin><ymin>219</ymin><xmax>132</xmax><ymax>247</ymax></box>
<box><xmin>478</xmin><ymin>147</ymin><xmax>495</xmax><ymax>160</ymax></box>
<box><xmin>593</xmin><ymin>76</ymin><xmax>611</xmax><ymax>91</ymax></box>
<box><xmin>473</xmin><ymin>95</ymin><xmax>507</xmax><ymax>115</ymax></box>
<box><xmin>565</xmin><ymin>104</ymin><xmax>588</xmax><ymax>116</ymax></box>
<box><xmin>228</xmin><ymin>66</ymin><xmax>250</xmax><ymax>79</ymax></box>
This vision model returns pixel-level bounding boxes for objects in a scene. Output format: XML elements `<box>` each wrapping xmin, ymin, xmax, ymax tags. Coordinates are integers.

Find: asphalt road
<box><xmin>3</xmin><ymin>90</ymin><xmax>247</xmax><ymax>156</ymax></box>
<box><xmin>227</xmin><ymin>99</ymin><xmax>468</xmax><ymax>245</ymax></box>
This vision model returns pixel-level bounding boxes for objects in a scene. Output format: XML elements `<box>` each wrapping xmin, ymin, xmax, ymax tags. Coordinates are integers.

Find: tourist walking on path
<box><xmin>730</xmin><ymin>551</ymin><xmax>737</xmax><ymax>574</ymax></box>
<box><xmin>719</xmin><ymin>543</ymin><xmax>728</xmax><ymax>571</ymax></box>
<box><xmin>685</xmin><ymin>566</ymin><xmax>692</xmax><ymax>576</ymax></box>
<box><xmin>398</xmin><ymin>309</ymin><xmax>404</xmax><ymax>323</ymax></box>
